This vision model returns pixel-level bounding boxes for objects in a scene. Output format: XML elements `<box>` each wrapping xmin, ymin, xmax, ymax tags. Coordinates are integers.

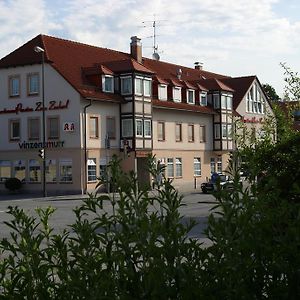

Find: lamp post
<box><xmin>34</xmin><ymin>46</ymin><xmax>46</xmax><ymax>197</ymax></box>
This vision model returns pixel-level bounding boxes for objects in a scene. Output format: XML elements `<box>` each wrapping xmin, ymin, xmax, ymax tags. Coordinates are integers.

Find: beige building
<box><xmin>0</xmin><ymin>34</ymin><xmax>274</xmax><ymax>195</ymax></box>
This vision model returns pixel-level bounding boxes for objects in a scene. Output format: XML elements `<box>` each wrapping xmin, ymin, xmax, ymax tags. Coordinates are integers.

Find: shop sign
<box><xmin>136</xmin><ymin>150</ymin><xmax>152</xmax><ymax>158</ymax></box>
<box><xmin>242</xmin><ymin>116</ymin><xmax>263</xmax><ymax>124</ymax></box>
<box><xmin>0</xmin><ymin>99</ymin><xmax>70</xmax><ymax>115</ymax></box>
<box><xmin>18</xmin><ymin>140</ymin><xmax>65</xmax><ymax>149</ymax></box>
<box><xmin>63</xmin><ymin>122</ymin><xmax>75</xmax><ymax>132</ymax></box>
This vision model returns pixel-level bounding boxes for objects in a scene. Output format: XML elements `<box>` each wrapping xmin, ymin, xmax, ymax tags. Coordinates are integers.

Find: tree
<box><xmin>262</xmin><ymin>83</ymin><xmax>280</xmax><ymax>101</ymax></box>
<box><xmin>280</xmin><ymin>62</ymin><xmax>300</xmax><ymax>101</ymax></box>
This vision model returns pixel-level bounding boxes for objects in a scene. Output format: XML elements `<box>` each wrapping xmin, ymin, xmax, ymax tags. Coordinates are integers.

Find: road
<box><xmin>0</xmin><ymin>191</ymin><xmax>216</xmax><ymax>245</ymax></box>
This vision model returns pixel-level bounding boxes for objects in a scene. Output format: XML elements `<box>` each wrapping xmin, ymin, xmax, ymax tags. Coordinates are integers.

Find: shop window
<box><xmin>28</xmin><ymin>118</ymin><xmax>40</xmax><ymax>140</ymax></box>
<box><xmin>14</xmin><ymin>160</ymin><xmax>26</xmax><ymax>182</ymax></box>
<box><xmin>59</xmin><ymin>159</ymin><xmax>72</xmax><ymax>182</ymax></box>
<box><xmin>87</xmin><ymin>158</ymin><xmax>97</xmax><ymax>182</ymax></box>
<box><xmin>102</xmin><ymin>75</ymin><xmax>114</xmax><ymax>93</ymax></box>
<box><xmin>89</xmin><ymin>116</ymin><xmax>99</xmax><ymax>139</ymax></box>
<box><xmin>194</xmin><ymin>157</ymin><xmax>201</xmax><ymax>176</ymax></box>
<box><xmin>48</xmin><ymin>117</ymin><xmax>59</xmax><ymax>139</ymax></box>
<box><xmin>10</xmin><ymin>119</ymin><xmax>20</xmax><ymax>141</ymax></box>
<box><xmin>0</xmin><ymin>160</ymin><xmax>11</xmax><ymax>182</ymax></box>
<box><xmin>121</xmin><ymin>76</ymin><xmax>132</xmax><ymax>95</ymax></box>
<box><xmin>9</xmin><ymin>75</ymin><xmax>20</xmax><ymax>97</ymax></box>
<box><xmin>157</xmin><ymin>121</ymin><xmax>165</xmax><ymax>141</ymax></box>
<box><xmin>46</xmin><ymin>159</ymin><xmax>57</xmax><ymax>182</ymax></box>
<box><xmin>175</xmin><ymin>158</ymin><xmax>182</xmax><ymax>177</ymax></box>
<box><xmin>28</xmin><ymin>73</ymin><xmax>39</xmax><ymax>95</ymax></box>
<box><xmin>29</xmin><ymin>159</ymin><xmax>41</xmax><ymax>182</ymax></box>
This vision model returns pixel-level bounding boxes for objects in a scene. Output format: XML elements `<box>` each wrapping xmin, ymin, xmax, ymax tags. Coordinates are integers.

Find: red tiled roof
<box><xmin>153</xmin><ymin>75</ymin><xmax>169</xmax><ymax>85</ymax></box>
<box><xmin>199</xmin><ymin>78</ymin><xmax>234</xmax><ymax>93</ymax></box>
<box><xmin>152</xmin><ymin>99</ymin><xmax>216</xmax><ymax>114</ymax></box>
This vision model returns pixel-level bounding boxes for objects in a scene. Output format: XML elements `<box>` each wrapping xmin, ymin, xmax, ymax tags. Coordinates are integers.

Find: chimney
<box><xmin>130</xmin><ymin>36</ymin><xmax>142</xmax><ymax>63</ymax></box>
<box><xmin>194</xmin><ymin>62</ymin><xmax>203</xmax><ymax>70</ymax></box>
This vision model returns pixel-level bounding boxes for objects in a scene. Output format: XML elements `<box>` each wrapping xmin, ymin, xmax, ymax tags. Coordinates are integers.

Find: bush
<box><xmin>4</xmin><ymin>177</ymin><xmax>22</xmax><ymax>191</ymax></box>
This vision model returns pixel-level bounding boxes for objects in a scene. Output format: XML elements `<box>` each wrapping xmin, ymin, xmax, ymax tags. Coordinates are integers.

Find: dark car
<box><xmin>201</xmin><ymin>173</ymin><xmax>235</xmax><ymax>194</ymax></box>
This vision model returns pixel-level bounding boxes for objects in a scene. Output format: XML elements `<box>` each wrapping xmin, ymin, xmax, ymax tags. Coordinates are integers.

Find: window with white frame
<box><xmin>136</xmin><ymin>119</ymin><xmax>143</xmax><ymax>137</ymax></box>
<box><xmin>14</xmin><ymin>160</ymin><xmax>26</xmax><ymax>182</ymax></box>
<box><xmin>167</xmin><ymin>158</ymin><xmax>174</xmax><ymax>177</ymax></box>
<box><xmin>0</xmin><ymin>160</ymin><xmax>11</xmax><ymax>181</ymax></box>
<box><xmin>187</xmin><ymin>89</ymin><xmax>195</xmax><ymax>104</ymax></box>
<box><xmin>210</xmin><ymin>158</ymin><xmax>216</xmax><ymax>174</ymax></box>
<box><xmin>199</xmin><ymin>125</ymin><xmax>206</xmax><ymax>142</ymax></box>
<box><xmin>200</xmin><ymin>92</ymin><xmax>207</xmax><ymax>106</ymax></box>
<box><xmin>144</xmin><ymin>119</ymin><xmax>151</xmax><ymax>137</ymax></box>
<box><xmin>9</xmin><ymin>75</ymin><xmax>20</xmax><ymax>97</ymax></box>
<box><xmin>46</xmin><ymin>159</ymin><xmax>56</xmax><ymax>182</ymax></box>
<box><xmin>173</xmin><ymin>87</ymin><xmax>181</xmax><ymax>102</ymax></box>
<box><xmin>122</xmin><ymin>119</ymin><xmax>133</xmax><ymax>137</ymax></box>
<box><xmin>59</xmin><ymin>159</ymin><xmax>72</xmax><ymax>182</ymax></box>
<box><xmin>194</xmin><ymin>157</ymin><xmax>201</xmax><ymax>176</ymax></box>
<box><xmin>10</xmin><ymin>119</ymin><xmax>20</xmax><ymax>141</ymax></box>
<box><xmin>158</xmin><ymin>84</ymin><xmax>167</xmax><ymax>100</ymax></box>
<box><xmin>28</xmin><ymin>73</ymin><xmax>39</xmax><ymax>95</ymax></box>
<box><xmin>29</xmin><ymin>159</ymin><xmax>41</xmax><ymax>182</ymax></box>
<box><xmin>135</xmin><ymin>77</ymin><xmax>143</xmax><ymax>95</ymax></box>
<box><xmin>144</xmin><ymin>79</ymin><xmax>151</xmax><ymax>97</ymax></box>
<box><xmin>221</xmin><ymin>95</ymin><xmax>227</xmax><ymax>109</ymax></box>
<box><xmin>227</xmin><ymin>95</ymin><xmax>232</xmax><ymax>109</ymax></box>
<box><xmin>102</xmin><ymin>75</ymin><xmax>114</xmax><ymax>93</ymax></box>
<box><xmin>214</xmin><ymin>124</ymin><xmax>220</xmax><ymax>139</ymax></box>
<box><xmin>222</xmin><ymin>124</ymin><xmax>227</xmax><ymax>138</ymax></box>
<box><xmin>217</xmin><ymin>157</ymin><xmax>222</xmax><ymax>173</ymax></box>
<box><xmin>175</xmin><ymin>158</ymin><xmax>182</xmax><ymax>177</ymax></box>
<box><xmin>121</xmin><ymin>76</ymin><xmax>132</xmax><ymax>95</ymax></box>
<box><xmin>87</xmin><ymin>158</ymin><xmax>97</xmax><ymax>182</ymax></box>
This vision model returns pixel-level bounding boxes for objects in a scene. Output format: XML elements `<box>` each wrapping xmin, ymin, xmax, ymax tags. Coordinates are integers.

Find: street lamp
<box><xmin>34</xmin><ymin>46</ymin><xmax>46</xmax><ymax>197</ymax></box>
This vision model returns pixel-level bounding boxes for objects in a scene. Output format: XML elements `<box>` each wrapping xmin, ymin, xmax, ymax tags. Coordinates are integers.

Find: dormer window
<box><xmin>102</xmin><ymin>75</ymin><xmax>114</xmax><ymax>93</ymax></box>
<box><xmin>200</xmin><ymin>92</ymin><xmax>207</xmax><ymax>106</ymax></box>
<box><xmin>158</xmin><ymin>84</ymin><xmax>167</xmax><ymax>100</ymax></box>
<box><xmin>173</xmin><ymin>86</ymin><xmax>181</xmax><ymax>102</ymax></box>
<box><xmin>187</xmin><ymin>89</ymin><xmax>195</xmax><ymax>104</ymax></box>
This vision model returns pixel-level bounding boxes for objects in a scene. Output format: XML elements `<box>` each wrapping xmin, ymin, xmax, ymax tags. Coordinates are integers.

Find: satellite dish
<box><xmin>152</xmin><ymin>52</ymin><xmax>160</xmax><ymax>61</ymax></box>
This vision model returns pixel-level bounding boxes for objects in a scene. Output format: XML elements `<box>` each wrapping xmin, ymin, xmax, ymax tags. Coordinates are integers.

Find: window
<box><xmin>144</xmin><ymin>120</ymin><xmax>151</xmax><ymax>137</ymax></box>
<box><xmin>14</xmin><ymin>160</ymin><xmax>25</xmax><ymax>182</ymax></box>
<box><xmin>48</xmin><ymin>117</ymin><xmax>59</xmax><ymax>139</ymax></box>
<box><xmin>227</xmin><ymin>124</ymin><xmax>233</xmax><ymax>139</ymax></box>
<box><xmin>59</xmin><ymin>159</ymin><xmax>72</xmax><ymax>182</ymax></box>
<box><xmin>121</xmin><ymin>76</ymin><xmax>132</xmax><ymax>95</ymax></box>
<box><xmin>87</xmin><ymin>158</ymin><xmax>97</xmax><ymax>182</ymax></box>
<box><xmin>217</xmin><ymin>157</ymin><xmax>222</xmax><ymax>173</ymax></box>
<box><xmin>158</xmin><ymin>84</ymin><xmax>167</xmax><ymax>100</ymax></box>
<box><xmin>102</xmin><ymin>75</ymin><xmax>114</xmax><ymax>93</ymax></box>
<box><xmin>200</xmin><ymin>92</ymin><xmax>207</xmax><ymax>106</ymax></box>
<box><xmin>227</xmin><ymin>96</ymin><xmax>232</xmax><ymax>109</ymax></box>
<box><xmin>221</xmin><ymin>95</ymin><xmax>227</xmax><ymax>109</ymax></box>
<box><xmin>167</xmin><ymin>158</ymin><xmax>174</xmax><ymax>177</ymax></box>
<box><xmin>175</xmin><ymin>123</ymin><xmax>182</xmax><ymax>142</ymax></box>
<box><xmin>0</xmin><ymin>160</ymin><xmax>11</xmax><ymax>182</ymax></box>
<box><xmin>28</xmin><ymin>118</ymin><xmax>40</xmax><ymax>140</ymax></box>
<box><xmin>210</xmin><ymin>158</ymin><xmax>216</xmax><ymax>174</ymax></box>
<box><xmin>89</xmin><ymin>116</ymin><xmax>99</xmax><ymax>138</ymax></box>
<box><xmin>188</xmin><ymin>124</ymin><xmax>194</xmax><ymax>142</ymax></box>
<box><xmin>194</xmin><ymin>157</ymin><xmax>201</xmax><ymax>176</ymax></box>
<box><xmin>157</xmin><ymin>121</ymin><xmax>165</xmax><ymax>141</ymax></box>
<box><xmin>175</xmin><ymin>158</ymin><xmax>182</xmax><ymax>177</ymax></box>
<box><xmin>135</xmin><ymin>77</ymin><xmax>143</xmax><ymax>95</ymax></box>
<box><xmin>199</xmin><ymin>125</ymin><xmax>206</xmax><ymax>142</ymax></box>
<box><xmin>173</xmin><ymin>87</ymin><xmax>181</xmax><ymax>102</ymax></box>
<box><xmin>106</xmin><ymin>117</ymin><xmax>116</xmax><ymax>139</ymax></box>
<box><xmin>46</xmin><ymin>159</ymin><xmax>56</xmax><ymax>182</ymax></box>
<box><xmin>122</xmin><ymin>119</ymin><xmax>133</xmax><ymax>137</ymax></box>
<box><xmin>28</xmin><ymin>73</ymin><xmax>39</xmax><ymax>95</ymax></box>
<box><xmin>144</xmin><ymin>79</ymin><xmax>151</xmax><ymax>97</ymax></box>
<box><xmin>136</xmin><ymin>119</ymin><xmax>143</xmax><ymax>137</ymax></box>
<box><xmin>214</xmin><ymin>124</ymin><xmax>220</xmax><ymax>139</ymax></box>
<box><xmin>213</xmin><ymin>94</ymin><xmax>220</xmax><ymax>109</ymax></box>
<box><xmin>29</xmin><ymin>159</ymin><xmax>41</xmax><ymax>182</ymax></box>
<box><xmin>187</xmin><ymin>89</ymin><xmax>195</xmax><ymax>104</ymax></box>
<box><xmin>222</xmin><ymin>124</ymin><xmax>227</xmax><ymax>138</ymax></box>
<box><xmin>9</xmin><ymin>75</ymin><xmax>20</xmax><ymax>97</ymax></box>
<box><xmin>10</xmin><ymin>119</ymin><xmax>20</xmax><ymax>141</ymax></box>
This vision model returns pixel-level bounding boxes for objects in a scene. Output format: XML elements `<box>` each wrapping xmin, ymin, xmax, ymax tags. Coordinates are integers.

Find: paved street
<box><xmin>0</xmin><ymin>190</ymin><xmax>216</xmax><ymax>245</ymax></box>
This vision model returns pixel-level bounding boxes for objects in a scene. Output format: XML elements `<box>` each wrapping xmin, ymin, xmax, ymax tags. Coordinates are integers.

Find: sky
<box><xmin>1</xmin><ymin>0</ymin><xmax>300</xmax><ymax>97</ymax></box>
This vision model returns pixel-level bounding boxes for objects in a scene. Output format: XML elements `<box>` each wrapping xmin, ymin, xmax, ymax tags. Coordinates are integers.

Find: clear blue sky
<box><xmin>1</xmin><ymin>0</ymin><xmax>300</xmax><ymax>97</ymax></box>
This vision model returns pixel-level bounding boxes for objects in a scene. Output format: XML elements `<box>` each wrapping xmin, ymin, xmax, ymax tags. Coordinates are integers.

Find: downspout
<box><xmin>83</xmin><ymin>99</ymin><xmax>92</xmax><ymax>194</ymax></box>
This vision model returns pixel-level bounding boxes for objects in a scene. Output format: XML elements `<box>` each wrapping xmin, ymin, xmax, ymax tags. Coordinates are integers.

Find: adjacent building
<box><xmin>0</xmin><ymin>34</ymin><xmax>274</xmax><ymax>194</ymax></box>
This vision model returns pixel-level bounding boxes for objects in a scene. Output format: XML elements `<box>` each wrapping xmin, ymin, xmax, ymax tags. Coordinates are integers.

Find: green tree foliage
<box><xmin>262</xmin><ymin>83</ymin><xmax>280</xmax><ymax>101</ymax></box>
<box><xmin>280</xmin><ymin>62</ymin><xmax>300</xmax><ymax>101</ymax></box>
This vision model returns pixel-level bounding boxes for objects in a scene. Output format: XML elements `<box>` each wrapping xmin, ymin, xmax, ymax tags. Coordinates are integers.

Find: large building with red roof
<box><xmin>0</xmin><ymin>34</ymin><xmax>274</xmax><ymax>194</ymax></box>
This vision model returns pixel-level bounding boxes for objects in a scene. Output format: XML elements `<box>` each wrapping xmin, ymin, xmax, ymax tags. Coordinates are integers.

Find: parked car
<box><xmin>201</xmin><ymin>173</ymin><xmax>235</xmax><ymax>194</ymax></box>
